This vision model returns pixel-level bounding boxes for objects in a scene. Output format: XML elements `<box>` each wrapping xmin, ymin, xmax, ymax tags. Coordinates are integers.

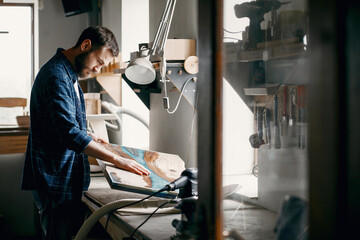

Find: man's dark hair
<box><xmin>75</xmin><ymin>26</ymin><xmax>119</xmax><ymax>57</ymax></box>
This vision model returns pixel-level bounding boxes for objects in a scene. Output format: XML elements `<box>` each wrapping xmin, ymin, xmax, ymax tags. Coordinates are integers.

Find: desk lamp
<box><xmin>125</xmin><ymin>0</ymin><xmax>177</xmax><ymax>85</ymax></box>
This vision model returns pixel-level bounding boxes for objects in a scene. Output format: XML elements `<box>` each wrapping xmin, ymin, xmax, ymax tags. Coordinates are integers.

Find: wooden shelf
<box><xmin>226</xmin><ymin>42</ymin><xmax>307</xmax><ymax>62</ymax></box>
<box><xmin>79</xmin><ymin>73</ymin><xmax>122</xmax><ymax>106</ymax></box>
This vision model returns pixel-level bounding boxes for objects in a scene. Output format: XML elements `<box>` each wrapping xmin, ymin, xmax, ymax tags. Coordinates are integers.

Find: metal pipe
<box><xmin>151</xmin><ymin>0</ymin><xmax>172</xmax><ymax>54</ymax></box>
<box><xmin>151</xmin><ymin>0</ymin><xmax>177</xmax><ymax>56</ymax></box>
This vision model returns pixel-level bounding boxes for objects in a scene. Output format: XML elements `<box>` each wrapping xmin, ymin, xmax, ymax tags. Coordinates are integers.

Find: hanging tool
<box><xmin>274</xmin><ymin>94</ymin><xmax>281</xmax><ymax>149</ymax></box>
<box><xmin>289</xmin><ymin>87</ymin><xmax>297</xmax><ymax>137</ymax></box>
<box><xmin>249</xmin><ymin>106</ymin><xmax>265</xmax><ymax>148</ymax></box>
<box><xmin>280</xmin><ymin>85</ymin><xmax>289</xmax><ymax>136</ymax></box>
<box><xmin>297</xmin><ymin>85</ymin><xmax>306</xmax><ymax>149</ymax></box>
<box><xmin>257</xmin><ymin>106</ymin><xmax>264</xmax><ymax>143</ymax></box>
<box><xmin>263</xmin><ymin>108</ymin><xmax>271</xmax><ymax>148</ymax></box>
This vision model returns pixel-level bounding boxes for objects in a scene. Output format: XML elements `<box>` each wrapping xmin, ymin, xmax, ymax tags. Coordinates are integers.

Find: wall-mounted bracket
<box><xmin>166</xmin><ymin>62</ymin><xmax>198</xmax><ymax>108</ymax></box>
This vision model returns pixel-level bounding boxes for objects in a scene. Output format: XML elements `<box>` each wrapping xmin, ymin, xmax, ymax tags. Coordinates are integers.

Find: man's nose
<box><xmin>93</xmin><ymin>66</ymin><xmax>101</xmax><ymax>73</ymax></box>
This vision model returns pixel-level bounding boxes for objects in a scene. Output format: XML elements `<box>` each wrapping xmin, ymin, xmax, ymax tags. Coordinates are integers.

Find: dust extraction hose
<box><xmin>74</xmin><ymin>198</ymin><xmax>172</xmax><ymax>240</ymax></box>
<box><xmin>101</xmin><ymin>101</ymin><xmax>149</xmax><ymax>132</ymax></box>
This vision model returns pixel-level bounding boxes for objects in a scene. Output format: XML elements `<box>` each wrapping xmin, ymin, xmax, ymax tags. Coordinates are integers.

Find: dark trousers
<box><xmin>32</xmin><ymin>190</ymin><xmax>86</xmax><ymax>240</ymax></box>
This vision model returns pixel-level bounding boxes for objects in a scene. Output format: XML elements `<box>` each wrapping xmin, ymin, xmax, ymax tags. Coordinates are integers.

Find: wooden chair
<box><xmin>0</xmin><ymin>98</ymin><xmax>29</xmax><ymax>127</ymax></box>
<box><xmin>0</xmin><ymin>98</ymin><xmax>29</xmax><ymax>153</ymax></box>
<box><xmin>0</xmin><ymin>97</ymin><xmax>27</xmax><ymax>108</ymax></box>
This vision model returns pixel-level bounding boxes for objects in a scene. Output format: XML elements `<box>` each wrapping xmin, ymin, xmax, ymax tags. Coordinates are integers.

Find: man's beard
<box><xmin>74</xmin><ymin>51</ymin><xmax>90</xmax><ymax>78</ymax></box>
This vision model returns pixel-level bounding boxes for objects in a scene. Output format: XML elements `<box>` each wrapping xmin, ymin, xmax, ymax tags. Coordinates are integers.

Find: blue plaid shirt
<box><xmin>21</xmin><ymin>48</ymin><xmax>93</xmax><ymax>203</ymax></box>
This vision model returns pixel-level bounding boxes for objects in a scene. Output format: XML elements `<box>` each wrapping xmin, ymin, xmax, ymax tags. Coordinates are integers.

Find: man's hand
<box><xmin>114</xmin><ymin>157</ymin><xmax>151</xmax><ymax>176</ymax></box>
<box><xmin>83</xmin><ymin>137</ymin><xmax>150</xmax><ymax>176</ymax></box>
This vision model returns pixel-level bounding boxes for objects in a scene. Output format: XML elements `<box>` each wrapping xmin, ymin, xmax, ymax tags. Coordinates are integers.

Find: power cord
<box><xmin>104</xmin><ymin>186</ymin><xmax>168</xmax><ymax>232</ymax></box>
<box><xmin>223</xmin><ymin>28</ymin><xmax>244</xmax><ymax>34</ymax></box>
<box><xmin>74</xmin><ymin>186</ymin><xmax>170</xmax><ymax>240</ymax></box>
<box><xmin>123</xmin><ymin>167</ymin><xmax>197</xmax><ymax>239</ymax></box>
<box><xmin>75</xmin><ymin>169</ymin><xmax>195</xmax><ymax>240</ymax></box>
<box><xmin>124</xmin><ymin>201</ymin><xmax>171</xmax><ymax>240</ymax></box>
<box><xmin>186</xmin><ymin>77</ymin><xmax>199</xmax><ymax>164</ymax></box>
<box><xmin>223</xmin><ymin>36</ymin><xmax>242</xmax><ymax>41</ymax></box>
<box><xmin>163</xmin><ymin>76</ymin><xmax>197</xmax><ymax>114</ymax></box>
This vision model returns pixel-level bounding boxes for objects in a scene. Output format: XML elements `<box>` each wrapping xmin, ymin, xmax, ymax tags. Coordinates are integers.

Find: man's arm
<box><xmin>83</xmin><ymin>140</ymin><xmax>150</xmax><ymax>176</ymax></box>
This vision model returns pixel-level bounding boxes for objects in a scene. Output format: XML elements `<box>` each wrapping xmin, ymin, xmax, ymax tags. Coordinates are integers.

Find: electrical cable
<box><xmin>75</xmin><ymin>169</ymin><xmax>193</xmax><ymax>240</ymax></box>
<box><xmin>104</xmin><ymin>210</ymin><xmax>114</xmax><ymax>233</ymax></box>
<box><xmin>186</xmin><ymin>77</ymin><xmax>199</xmax><ymax>163</ymax></box>
<box><xmin>129</xmin><ymin>201</ymin><xmax>170</xmax><ymax>239</ymax></box>
<box><xmin>103</xmin><ymin>186</ymin><xmax>167</xmax><ymax>233</ymax></box>
<box><xmin>223</xmin><ymin>36</ymin><xmax>242</xmax><ymax>41</ymax></box>
<box><xmin>74</xmin><ymin>186</ymin><xmax>170</xmax><ymax>240</ymax></box>
<box><xmin>166</xmin><ymin>76</ymin><xmax>195</xmax><ymax>114</ymax></box>
<box><xmin>223</xmin><ymin>28</ymin><xmax>244</xmax><ymax>34</ymax></box>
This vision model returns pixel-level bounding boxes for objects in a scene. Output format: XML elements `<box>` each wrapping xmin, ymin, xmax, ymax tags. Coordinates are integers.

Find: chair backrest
<box><xmin>0</xmin><ymin>98</ymin><xmax>27</xmax><ymax>108</ymax></box>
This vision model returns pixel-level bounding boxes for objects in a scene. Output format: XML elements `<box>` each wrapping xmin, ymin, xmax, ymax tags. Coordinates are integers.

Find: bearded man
<box><xmin>21</xmin><ymin>26</ymin><xmax>150</xmax><ymax>240</ymax></box>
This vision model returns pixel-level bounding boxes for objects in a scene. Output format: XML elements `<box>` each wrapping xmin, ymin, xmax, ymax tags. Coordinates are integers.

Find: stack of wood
<box><xmin>98</xmin><ymin>54</ymin><xmax>124</xmax><ymax>75</ymax></box>
<box><xmin>84</xmin><ymin>93</ymin><xmax>101</xmax><ymax>114</ymax></box>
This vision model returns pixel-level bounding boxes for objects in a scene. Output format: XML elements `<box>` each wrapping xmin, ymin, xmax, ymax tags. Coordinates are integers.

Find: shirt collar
<box><xmin>56</xmin><ymin>48</ymin><xmax>78</xmax><ymax>84</ymax></box>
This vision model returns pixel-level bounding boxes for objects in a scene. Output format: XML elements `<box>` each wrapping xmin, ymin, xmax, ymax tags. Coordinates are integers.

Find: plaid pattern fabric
<box><xmin>21</xmin><ymin>48</ymin><xmax>92</xmax><ymax>203</ymax></box>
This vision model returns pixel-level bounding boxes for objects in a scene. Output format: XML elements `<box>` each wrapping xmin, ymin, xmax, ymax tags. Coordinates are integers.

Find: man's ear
<box><xmin>81</xmin><ymin>39</ymin><xmax>92</xmax><ymax>52</ymax></box>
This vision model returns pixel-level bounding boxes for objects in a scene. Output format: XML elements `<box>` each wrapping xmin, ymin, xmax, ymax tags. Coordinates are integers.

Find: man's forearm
<box><xmin>83</xmin><ymin>139</ymin><xmax>151</xmax><ymax>175</ymax></box>
<box><xmin>83</xmin><ymin>140</ymin><xmax>116</xmax><ymax>165</ymax></box>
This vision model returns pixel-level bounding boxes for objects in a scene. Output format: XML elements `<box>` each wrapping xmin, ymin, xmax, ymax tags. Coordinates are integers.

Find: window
<box><xmin>0</xmin><ymin>6</ymin><xmax>33</xmax><ymax>125</ymax></box>
<box><xmin>221</xmin><ymin>0</ymin><xmax>309</xmax><ymax>238</ymax></box>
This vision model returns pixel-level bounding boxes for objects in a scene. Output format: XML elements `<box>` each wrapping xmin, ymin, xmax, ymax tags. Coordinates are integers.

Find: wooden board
<box><xmin>97</xmin><ymin>143</ymin><xmax>185</xmax><ymax>199</ymax></box>
<box><xmin>0</xmin><ymin>135</ymin><xmax>28</xmax><ymax>154</ymax></box>
<box><xmin>0</xmin><ymin>98</ymin><xmax>27</xmax><ymax>108</ymax></box>
<box><xmin>96</xmin><ymin>75</ymin><xmax>122</xmax><ymax>106</ymax></box>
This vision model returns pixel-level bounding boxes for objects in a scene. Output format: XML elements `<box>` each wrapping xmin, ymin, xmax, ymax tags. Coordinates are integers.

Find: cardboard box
<box><xmin>84</xmin><ymin>93</ymin><xmax>101</xmax><ymax>114</ymax></box>
<box><xmin>164</xmin><ymin>39</ymin><xmax>196</xmax><ymax>60</ymax></box>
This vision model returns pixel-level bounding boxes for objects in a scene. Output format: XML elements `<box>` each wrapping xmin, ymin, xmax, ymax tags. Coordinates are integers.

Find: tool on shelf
<box><xmin>234</xmin><ymin>0</ymin><xmax>290</xmax><ymax>49</ymax></box>
<box><xmin>249</xmin><ymin>105</ymin><xmax>265</xmax><ymax>148</ymax></box>
<box><xmin>263</xmin><ymin>108</ymin><xmax>271</xmax><ymax>148</ymax></box>
<box><xmin>274</xmin><ymin>94</ymin><xmax>281</xmax><ymax>149</ymax></box>
<box><xmin>289</xmin><ymin>86</ymin><xmax>297</xmax><ymax>137</ymax></box>
<box><xmin>280</xmin><ymin>85</ymin><xmax>289</xmax><ymax>136</ymax></box>
<box><xmin>297</xmin><ymin>85</ymin><xmax>306</xmax><ymax>149</ymax></box>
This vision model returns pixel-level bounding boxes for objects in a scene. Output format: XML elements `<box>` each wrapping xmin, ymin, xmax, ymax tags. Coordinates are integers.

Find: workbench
<box><xmin>82</xmin><ymin>173</ymin><xmax>180</xmax><ymax>239</ymax></box>
<box><xmin>0</xmin><ymin>126</ymin><xmax>29</xmax><ymax>154</ymax></box>
<box><xmin>83</xmin><ymin>171</ymin><xmax>279</xmax><ymax>240</ymax></box>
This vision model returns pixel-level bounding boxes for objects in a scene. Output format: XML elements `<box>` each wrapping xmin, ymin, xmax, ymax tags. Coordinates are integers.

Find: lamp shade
<box><xmin>125</xmin><ymin>57</ymin><xmax>156</xmax><ymax>85</ymax></box>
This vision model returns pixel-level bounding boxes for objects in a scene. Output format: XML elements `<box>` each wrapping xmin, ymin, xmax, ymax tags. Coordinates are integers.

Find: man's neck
<box><xmin>62</xmin><ymin>47</ymin><xmax>78</xmax><ymax>70</ymax></box>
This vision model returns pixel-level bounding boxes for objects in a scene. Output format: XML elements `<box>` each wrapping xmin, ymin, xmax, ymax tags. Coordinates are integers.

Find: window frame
<box><xmin>0</xmin><ymin>0</ymin><xmax>39</xmax><ymax>84</ymax></box>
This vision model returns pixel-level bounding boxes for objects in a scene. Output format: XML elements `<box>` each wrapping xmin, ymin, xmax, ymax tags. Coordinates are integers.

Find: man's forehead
<box><xmin>92</xmin><ymin>47</ymin><xmax>113</xmax><ymax>62</ymax></box>
<box><xmin>93</xmin><ymin>47</ymin><xmax>112</xmax><ymax>56</ymax></box>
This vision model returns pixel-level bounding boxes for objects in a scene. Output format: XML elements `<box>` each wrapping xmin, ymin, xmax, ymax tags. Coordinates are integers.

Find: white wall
<box><xmin>149</xmin><ymin>0</ymin><xmax>198</xmax><ymax>168</ymax></box>
<box><xmin>119</xmin><ymin>0</ymin><xmax>150</xmax><ymax>150</ymax></box>
<box><xmin>121</xmin><ymin>0</ymin><xmax>149</xmax><ymax>61</ymax></box>
<box><xmin>101</xmin><ymin>0</ymin><xmax>122</xmax><ymax>50</ymax></box>
<box><xmin>100</xmin><ymin>0</ymin><xmax>199</xmax><ymax>162</ymax></box>
<box><xmin>39</xmin><ymin>1</ymin><xmax>89</xmax><ymax>66</ymax></box>
<box><xmin>150</xmin><ymin>0</ymin><xmax>197</xmax><ymax>40</ymax></box>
